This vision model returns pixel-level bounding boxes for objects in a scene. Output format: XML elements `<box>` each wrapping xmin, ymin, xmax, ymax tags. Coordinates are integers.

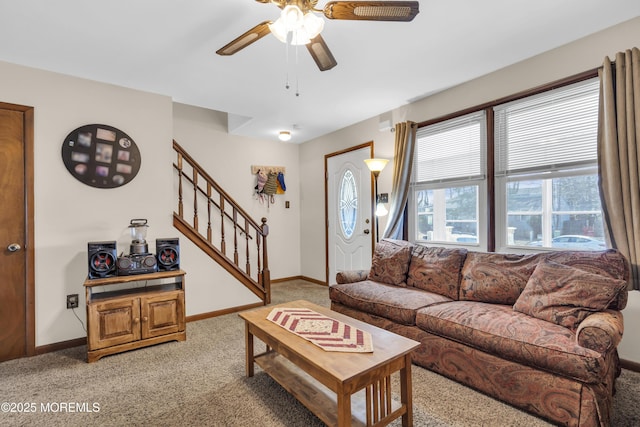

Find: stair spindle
<box><xmin>207</xmin><ymin>183</ymin><xmax>212</xmax><ymax>242</ymax></box>
<box><xmin>233</xmin><ymin>208</ymin><xmax>239</xmax><ymax>266</ymax></box>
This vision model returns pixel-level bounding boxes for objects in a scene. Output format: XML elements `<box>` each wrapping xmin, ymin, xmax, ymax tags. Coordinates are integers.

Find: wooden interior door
<box><xmin>0</xmin><ymin>103</ymin><xmax>34</xmax><ymax>362</ymax></box>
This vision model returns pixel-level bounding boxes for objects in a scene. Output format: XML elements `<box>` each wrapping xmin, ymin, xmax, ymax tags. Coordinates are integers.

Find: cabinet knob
<box><xmin>142</xmin><ymin>316</ymin><xmax>148</xmax><ymax>322</ymax></box>
<box><xmin>134</xmin><ymin>317</ymin><xmax>140</xmax><ymax>323</ymax></box>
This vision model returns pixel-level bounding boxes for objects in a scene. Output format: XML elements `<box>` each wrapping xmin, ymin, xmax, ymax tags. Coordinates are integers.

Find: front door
<box><xmin>326</xmin><ymin>144</ymin><xmax>374</xmax><ymax>285</ymax></box>
<box><xmin>0</xmin><ymin>103</ymin><xmax>34</xmax><ymax>362</ymax></box>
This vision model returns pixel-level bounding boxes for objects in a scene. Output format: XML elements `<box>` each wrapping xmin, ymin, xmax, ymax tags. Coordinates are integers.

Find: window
<box><xmin>339</xmin><ymin>169</ymin><xmax>357</xmax><ymax>239</ymax></box>
<box><xmin>410</xmin><ymin>111</ymin><xmax>486</xmax><ymax>247</ymax></box>
<box><xmin>408</xmin><ymin>74</ymin><xmax>605</xmax><ymax>252</ymax></box>
<box><xmin>495</xmin><ymin>78</ymin><xmax>604</xmax><ymax>250</ymax></box>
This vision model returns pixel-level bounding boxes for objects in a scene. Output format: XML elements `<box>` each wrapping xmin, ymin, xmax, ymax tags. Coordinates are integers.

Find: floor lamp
<box><xmin>364</xmin><ymin>158</ymin><xmax>389</xmax><ymax>242</ymax></box>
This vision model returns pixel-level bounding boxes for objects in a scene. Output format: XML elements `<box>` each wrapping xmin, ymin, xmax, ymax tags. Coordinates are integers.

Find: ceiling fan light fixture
<box><xmin>278</xmin><ymin>131</ymin><xmax>292</xmax><ymax>142</ymax></box>
<box><xmin>269</xmin><ymin>5</ymin><xmax>324</xmax><ymax>46</ymax></box>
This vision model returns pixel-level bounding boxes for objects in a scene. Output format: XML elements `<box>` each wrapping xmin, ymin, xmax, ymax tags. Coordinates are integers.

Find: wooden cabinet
<box><xmin>84</xmin><ymin>270</ymin><xmax>186</xmax><ymax>362</ymax></box>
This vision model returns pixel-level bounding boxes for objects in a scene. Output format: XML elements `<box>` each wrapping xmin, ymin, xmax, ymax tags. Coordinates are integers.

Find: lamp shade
<box><xmin>364</xmin><ymin>158</ymin><xmax>389</xmax><ymax>173</ymax></box>
<box><xmin>303</xmin><ymin>12</ymin><xmax>324</xmax><ymax>38</ymax></box>
<box><xmin>269</xmin><ymin>19</ymin><xmax>288</xmax><ymax>43</ymax></box>
<box><xmin>375</xmin><ymin>202</ymin><xmax>388</xmax><ymax>217</ymax></box>
<box><xmin>282</xmin><ymin>5</ymin><xmax>304</xmax><ymax>31</ymax></box>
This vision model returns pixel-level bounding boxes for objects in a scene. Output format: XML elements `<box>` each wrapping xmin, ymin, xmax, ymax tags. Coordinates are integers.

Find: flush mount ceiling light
<box><xmin>216</xmin><ymin>1</ymin><xmax>420</xmax><ymax>72</ymax></box>
<box><xmin>278</xmin><ymin>130</ymin><xmax>292</xmax><ymax>141</ymax></box>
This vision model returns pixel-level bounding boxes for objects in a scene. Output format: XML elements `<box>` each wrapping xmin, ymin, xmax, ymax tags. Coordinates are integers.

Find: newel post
<box><xmin>261</xmin><ymin>217</ymin><xmax>271</xmax><ymax>304</ymax></box>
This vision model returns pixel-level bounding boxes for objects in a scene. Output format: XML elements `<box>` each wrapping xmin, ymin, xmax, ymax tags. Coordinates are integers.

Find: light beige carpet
<box><xmin>0</xmin><ymin>280</ymin><xmax>638</xmax><ymax>426</ymax></box>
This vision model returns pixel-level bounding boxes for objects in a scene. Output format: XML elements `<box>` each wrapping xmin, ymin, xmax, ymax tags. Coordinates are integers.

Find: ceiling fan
<box><xmin>216</xmin><ymin>1</ymin><xmax>420</xmax><ymax>71</ymax></box>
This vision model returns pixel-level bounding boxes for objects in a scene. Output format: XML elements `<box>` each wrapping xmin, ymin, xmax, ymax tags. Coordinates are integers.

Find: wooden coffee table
<box><xmin>239</xmin><ymin>300</ymin><xmax>420</xmax><ymax>426</ymax></box>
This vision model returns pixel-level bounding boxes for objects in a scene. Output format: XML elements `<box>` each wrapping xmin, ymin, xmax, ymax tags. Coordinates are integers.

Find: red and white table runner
<box><xmin>267</xmin><ymin>308</ymin><xmax>373</xmax><ymax>353</ymax></box>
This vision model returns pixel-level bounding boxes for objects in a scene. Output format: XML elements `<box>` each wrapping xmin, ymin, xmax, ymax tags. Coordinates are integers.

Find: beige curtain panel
<box><xmin>598</xmin><ymin>47</ymin><xmax>640</xmax><ymax>290</ymax></box>
<box><xmin>383</xmin><ymin>121</ymin><xmax>418</xmax><ymax>240</ymax></box>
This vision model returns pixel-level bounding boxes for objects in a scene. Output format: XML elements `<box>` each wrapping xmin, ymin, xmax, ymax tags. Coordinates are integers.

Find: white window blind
<box><xmin>495</xmin><ymin>78</ymin><xmax>599</xmax><ymax>176</ymax></box>
<box><xmin>414</xmin><ymin>111</ymin><xmax>486</xmax><ymax>183</ymax></box>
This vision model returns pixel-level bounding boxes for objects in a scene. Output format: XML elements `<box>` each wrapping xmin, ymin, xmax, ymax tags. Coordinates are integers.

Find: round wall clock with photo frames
<box><xmin>61</xmin><ymin>124</ymin><xmax>141</xmax><ymax>188</ymax></box>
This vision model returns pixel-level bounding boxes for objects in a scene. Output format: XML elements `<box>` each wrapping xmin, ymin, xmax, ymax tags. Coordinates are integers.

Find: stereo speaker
<box><xmin>87</xmin><ymin>241</ymin><xmax>117</xmax><ymax>279</ymax></box>
<box><xmin>156</xmin><ymin>238</ymin><xmax>180</xmax><ymax>271</ymax></box>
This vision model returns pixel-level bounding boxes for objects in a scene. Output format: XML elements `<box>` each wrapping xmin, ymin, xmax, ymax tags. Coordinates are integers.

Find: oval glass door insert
<box><xmin>339</xmin><ymin>169</ymin><xmax>358</xmax><ymax>239</ymax></box>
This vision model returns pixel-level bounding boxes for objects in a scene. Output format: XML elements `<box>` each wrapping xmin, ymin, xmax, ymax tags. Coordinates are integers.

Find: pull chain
<box><xmin>285</xmin><ymin>32</ymin><xmax>290</xmax><ymax>90</ymax></box>
<box><xmin>295</xmin><ymin>37</ymin><xmax>300</xmax><ymax>97</ymax></box>
<box><xmin>283</xmin><ymin>30</ymin><xmax>301</xmax><ymax>96</ymax></box>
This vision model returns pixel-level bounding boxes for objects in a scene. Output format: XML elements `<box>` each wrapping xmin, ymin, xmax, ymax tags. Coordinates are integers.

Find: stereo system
<box><xmin>87</xmin><ymin>238</ymin><xmax>179</xmax><ymax>278</ymax></box>
<box><xmin>117</xmin><ymin>253</ymin><xmax>158</xmax><ymax>276</ymax></box>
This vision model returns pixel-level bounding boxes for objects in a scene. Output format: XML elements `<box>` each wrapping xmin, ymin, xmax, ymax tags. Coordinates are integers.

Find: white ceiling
<box><xmin>1</xmin><ymin>1</ymin><xmax>639</xmax><ymax>143</ymax></box>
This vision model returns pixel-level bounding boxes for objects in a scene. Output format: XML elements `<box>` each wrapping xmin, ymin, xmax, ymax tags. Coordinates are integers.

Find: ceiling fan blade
<box><xmin>216</xmin><ymin>21</ymin><xmax>273</xmax><ymax>56</ymax></box>
<box><xmin>323</xmin><ymin>1</ymin><xmax>419</xmax><ymax>21</ymax></box>
<box><xmin>306</xmin><ymin>34</ymin><xmax>337</xmax><ymax>72</ymax></box>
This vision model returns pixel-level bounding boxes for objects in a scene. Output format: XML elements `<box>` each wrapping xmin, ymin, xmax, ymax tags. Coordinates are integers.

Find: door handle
<box><xmin>363</xmin><ymin>229</ymin><xmax>370</xmax><ymax>234</ymax></box>
<box><xmin>7</xmin><ymin>243</ymin><xmax>21</xmax><ymax>252</ymax></box>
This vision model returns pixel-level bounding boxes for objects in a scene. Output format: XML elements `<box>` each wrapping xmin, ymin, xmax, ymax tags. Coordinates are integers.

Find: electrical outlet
<box><xmin>66</xmin><ymin>294</ymin><xmax>79</xmax><ymax>309</ymax></box>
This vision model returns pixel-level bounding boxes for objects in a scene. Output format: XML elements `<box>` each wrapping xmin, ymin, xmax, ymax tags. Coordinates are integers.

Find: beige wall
<box><xmin>0</xmin><ymin>60</ymin><xmax>174</xmax><ymax>346</ymax></box>
<box><xmin>299</xmin><ymin>16</ymin><xmax>640</xmax><ymax>362</ymax></box>
<box><xmin>0</xmin><ymin>63</ymin><xmax>302</xmax><ymax>347</ymax></box>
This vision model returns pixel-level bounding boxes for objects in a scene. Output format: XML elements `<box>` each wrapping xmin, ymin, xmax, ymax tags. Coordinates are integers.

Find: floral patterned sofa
<box><xmin>329</xmin><ymin>239</ymin><xmax>629</xmax><ymax>427</ymax></box>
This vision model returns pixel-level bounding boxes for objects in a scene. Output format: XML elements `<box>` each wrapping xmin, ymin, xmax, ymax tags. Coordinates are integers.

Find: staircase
<box><xmin>172</xmin><ymin>140</ymin><xmax>270</xmax><ymax>304</ymax></box>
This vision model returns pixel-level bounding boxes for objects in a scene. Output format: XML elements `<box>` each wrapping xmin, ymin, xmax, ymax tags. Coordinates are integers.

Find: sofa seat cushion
<box><xmin>329</xmin><ymin>281</ymin><xmax>452</xmax><ymax>325</ymax></box>
<box><xmin>415</xmin><ymin>301</ymin><xmax>608</xmax><ymax>383</ymax></box>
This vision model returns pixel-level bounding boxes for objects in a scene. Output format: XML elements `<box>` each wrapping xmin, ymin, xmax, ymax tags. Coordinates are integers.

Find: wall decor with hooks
<box><xmin>251</xmin><ymin>165</ymin><xmax>286</xmax><ymax>175</ymax></box>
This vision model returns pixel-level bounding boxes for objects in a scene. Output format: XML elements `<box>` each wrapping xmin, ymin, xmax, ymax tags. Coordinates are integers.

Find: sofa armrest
<box><xmin>335</xmin><ymin>270</ymin><xmax>369</xmax><ymax>284</ymax></box>
<box><xmin>576</xmin><ymin>310</ymin><xmax>624</xmax><ymax>353</ymax></box>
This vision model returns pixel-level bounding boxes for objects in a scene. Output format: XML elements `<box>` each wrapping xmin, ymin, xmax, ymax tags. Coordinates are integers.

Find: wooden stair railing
<box><xmin>172</xmin><ymin>140</ymin><xmax>270</xmax><ymax>304</ymax></box>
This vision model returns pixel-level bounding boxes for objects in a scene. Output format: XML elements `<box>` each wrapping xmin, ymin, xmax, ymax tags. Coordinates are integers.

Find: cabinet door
<box><xmin>87</xmin><ymin>297</ymin><xmax>141</xmax><ymax>350</ymax></box>
<box><xmin>140</xmin><ymin>290</ymin><xmax>185</xmax><ymax>339</ymax></box>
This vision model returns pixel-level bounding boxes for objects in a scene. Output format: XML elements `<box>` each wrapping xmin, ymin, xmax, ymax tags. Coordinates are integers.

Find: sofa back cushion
<box><xmin>513</xmin><ymin>259</ymin><xmax>627</xmax><ymax>330</ymax></box>
<box><xmin>367</xmin><ymin>238</ymin><xmax>413</xmax><ymax>286</ymax></box>
<box><xmin>459</xmin><ymin>252</ymin><xmax>542</xmax><ymax>304</ymax></box>
<box><xmin>545</xmin><ymin>249</ymin><xmax>629</xmax><ymax>310</ymax></box>
<box><xmin>407</xmin><ymin>246</ymin><xmax>467</xmax><ymax>299</ymax></box>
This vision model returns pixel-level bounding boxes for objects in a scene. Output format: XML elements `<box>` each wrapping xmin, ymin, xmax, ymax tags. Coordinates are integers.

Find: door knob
<box><xmin>363</xmin><ymin>229</ymin><xmax>370</xmax><ymax>234</ymax></box>
<box><xmin>7</xmin><ymin>243</ymin><xmax>21</xmax><ymax>252</ymax></box>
